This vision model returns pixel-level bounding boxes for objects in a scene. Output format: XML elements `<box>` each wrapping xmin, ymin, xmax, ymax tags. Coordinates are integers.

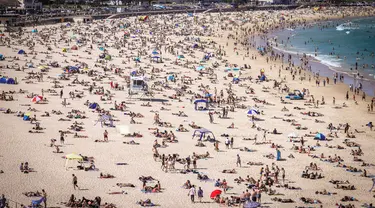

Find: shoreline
<box><xmin>264</xmin><ymin>15</ymin><xmax>375</xmax><ymax>96</ymax></box>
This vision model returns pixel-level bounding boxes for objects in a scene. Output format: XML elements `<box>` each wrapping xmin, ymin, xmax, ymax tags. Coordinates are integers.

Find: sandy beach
<box><xmin>1</xmin><ymin>6</ymin><xmax>375</xmax><ymax>208</ymax></box>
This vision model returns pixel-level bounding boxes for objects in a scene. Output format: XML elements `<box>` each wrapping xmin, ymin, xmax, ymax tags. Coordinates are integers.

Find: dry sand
<box><xmin>0</xmin><ymin>7</ymin><xmax>375</xmax><ymax>208</ymax></box>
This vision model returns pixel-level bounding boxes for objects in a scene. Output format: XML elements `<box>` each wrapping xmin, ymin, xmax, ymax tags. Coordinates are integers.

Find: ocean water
<box><xmin>269</xmin><ymin>17</ymin><xmax>375</xmax><ymax>95</ymax></box>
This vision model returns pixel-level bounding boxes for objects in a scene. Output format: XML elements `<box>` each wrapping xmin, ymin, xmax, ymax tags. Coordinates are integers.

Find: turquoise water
<box><xmin>272</xmin><ymin>17</ymin><xmax>375</xmax><ymax>79</ymax></box>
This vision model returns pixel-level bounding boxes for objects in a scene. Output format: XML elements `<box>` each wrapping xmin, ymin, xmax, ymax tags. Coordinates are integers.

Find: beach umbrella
<box><xmin>99</xmin><ymin>47</ymin><xmax>105</xmax><ymax>51</ymax></box>
<box><xmin>244</xmin><ymin>201</ymin><xmax>261</xmax><ymax>208</ymax></box>
<box><xmin>288</xmin><ymin>132</ymin><xmax>298</xmax><ymax>138</ymax></box>
<box><xmin>152</xmin><ymin>50</ymin><xmax>159</xmax><ymax>55</ymax></box>
<box><xmin>177</xmin><ymin>55</ymin><xmax>185</xmax><ymax>59</ymax></box>
<box><xmin>247</xmin><ymin>109</ymin><xmax>259</xmax><ymax>115</ymax></box>
<box><xmin>116</xmin><ymin>125</ymin><xmax>130</xmax><ymax>135</ymax></box>
<box><xmin>105</xmin><ymin>54</ymin><xmax>112</xmax><ymax>60</ymax></box>
<box><xmin>0</xmin><ymin>54</ymin><xmax>4</xmax><ymax>60</ymax></box>
<box><xmin>152</xmin><ymin>56</ymin><xmax>160</xmax><ymax>59</ymax></box>
<box><xmin>71</xmin><ymin>45</ymin><xmax>78</xmax><ymax>50</ymax></box>
<box><xmin>196</xmin><ymin>66</ymin><xmax>205</xmax><ymax>71</ymax></box>
<box><xmin>31</xmin><ymin>95</ymin><xmax>43</xmax><ymax>103</ymax></box>
<box><xmin>233</xmin><ymin>67</ymin><xmax>240</xmax><ymax>71</ymax></box>
<box><xmin>210</xmin><ymin>190</ymin><xmax>222</xmax><ymax>199</ymax></box>
<box><xmin>18</xmin><ymin>50</ymin><xmax>25</xmax><ymax>54</ymax></box>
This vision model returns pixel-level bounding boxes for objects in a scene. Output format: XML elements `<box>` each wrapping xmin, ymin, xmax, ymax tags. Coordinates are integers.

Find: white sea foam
<box><xmin>336</xmin><ymin>22</ymin><xmax>359</xmax><ymax>31</ymax></box>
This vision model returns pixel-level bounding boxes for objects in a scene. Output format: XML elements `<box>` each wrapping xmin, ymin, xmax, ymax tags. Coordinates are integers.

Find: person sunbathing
<box><xmin>141</xmin><ymin>102</ymin><xmax>152</xmax><ymax>107</ymax></box>
<box><xmin>23</xmin><ymin>191</ymin><xmax>42</xmax><ymax>197</ymax></box>
<box><xmin>315</xmin><ymin>189</ymin><xmax>337</xmax><ymax>195</ymax></box>
<box><xmin>116</xmin><ymin>183</ymin><xmax>135</xmax><ymax>188</ymax></box>
<box><xmin>341</xmin><ymin>196</ymin><xmax>358</xmax><ymax>202</ymax></box>
<box><xmin>136</xmin><ymin>199</ymin><xmax>154</xmax><ymax>207</ymax></box>
<box><xmin>189</xmin><ymin>122</ymin><xmax>201</xmax><ymax>129</ymax></box>
<box><xmin>247</xmin><ymin>162</ymin><xmax>263</xmax><ymax>166</ymax></box>
<box><xmin>197</xmin><ymin>173</ymin><xmax>209</xmax><ymax>181</ymax></box>
<box><xmin>227</xmin><ymin>123</ymin><xmax>235</xmax><ymax>129</ymax></box>
<box><xmin>124</xmin><ymin>132</ymin><xmax>143</xmax><ymax>137</ymax></box>
<box><xmin>300</xmin><ymin>197</ymin><xmax>321</xmax><ymax>204</ymax></box>
<box><xmin>176</xmin><ymin>125</ymin><xmax>188</xmax><ymax>132</ymax></box>
<box><xmin>335</xmin><ymin>184</ymin><xmax>356</xmax><ymax>190</ymax></box>
<box><xmin>240</xmin><ymin>147</ymin><xmax>253</xmax><ymax>152</ymax></box>
<box><xmin>271</xmin><ymin>197</ymin><xmax>294</xmax><ymax>203</ymax></box>
<box><xmin>99</xmin><ymin>172</ymin><xmax>115</xmax><ymax>179</ymax></box>
<box><xmin>74</xmin><ymin>133</ymin><xmax>88</xmax><ymax>138</ymax></box>
<box><xmin>123</xmin><ymin>140</ymin><xmax>140</xmax><ymax>145</ymax></box>
<box><xmin>28</xmin><ymin>130</ymin><xmax>43</xmax><ymax>133</ymax></box>
<box><xmin>234</xmin><ymin>176</ymin><xmax>245</xmax><ymax>184</ymax></box>
<box><xmin>222</xmin><ymin>169</ymin><xmax>236</xmax><ymax>174</ymax></box>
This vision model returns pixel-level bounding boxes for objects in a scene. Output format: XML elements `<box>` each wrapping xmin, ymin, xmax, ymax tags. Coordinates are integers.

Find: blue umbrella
<box><xmin>233</xmin><ymin>67</ymin><xmax>240</xmax><ymax>71</ymax></box>
<box><xmin>178</xmin><ymin>55</ymin><xmax>185</xmax><ymax>59</ymax></box>
<box><xmin>99</xmin><ymin>47</ymin><xmax>105</xmax><ymax>51</ymax></box>
<box><xmin>18</xmin><ymin>50</ymin><xmax>25</xmax><ymax>54</ymax></box>
<box><xmin>152</xmin><ymin>56</ymin><xmax>160</xmax><ymax>59</ymax></box>
<box><xmin>152</xmin><ymin>50</ymin><xmax>159</xmax><ymax>55</ymax></box>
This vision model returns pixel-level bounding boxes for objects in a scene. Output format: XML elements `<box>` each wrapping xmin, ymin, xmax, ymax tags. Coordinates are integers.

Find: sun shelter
<box><xmin>18</xmin><ymin>49</ymin><xmax>25</xmax><ymax>54</ymax></box>
<box><xmin>31</xmin><ymin>28</ymin><xmax>38</xmax><ymax>33</ymax></box>
<box><xmin>62</xmin><ymin>48</ymin><xmax>67</xmax><ymax>52</ymax></box>
<box><xmin>89</xmin><ymin>102</ymin><xmax>99</xmax><ymax>109</ymax></box>
<box><xmin>105</xmin><ymin>54</ymin><xmax>112</xmax><ymax>60</ymax></box>
<box><xmin>194</xmin><ymin>99</ymin><xmax>208</xmax><ymax>111</ymax></box>
<box><xmin>7</xmin><ymin>78</ymin><xmax>16</xmax><ymax>84</ymax></box>
<box><xmin>130</xmin><ymin>76</ymin><xmax>147</xmax><ymax>93</ymax></box>
<box><xmin>64</xmin><ymin>153</ymin><xmax>83</xmax><ymax>169</ymax></box>
<box><xmin>0</xmin><ymin>77</ymin><xmax>7</xmax><ymax>84</ymax></box>
<box><xmin>314</xmin><ymin>133</ymin><xmax>326</xmax><ymax>140</ymax></box>
<box><xmin>95</xmin><ymin>114</ymin><xmax>114</xmax><ymax>127</ymax></box>
<box><xmin>247</xmin><ymin>108</ymin><xmax>259</xmax><ymax>115</ymax></box>
<box><xmin>71</xmin><ymin>45</ymin><xmax>78</xmax><ymax>50</ymax></box>
<box><xmin>196</xmin><ymin>66</ymin><xmax>205</xmax><ymax>71</ymax></box>
<box><xmin>0</xmin><ymin>54</ymin><xmax>4</xmax><ymax>60</ymax></box>
<box><xmin>192</xmin><ymin>128</ymin><xmax>215</xmax><ymax>141</ymax></box>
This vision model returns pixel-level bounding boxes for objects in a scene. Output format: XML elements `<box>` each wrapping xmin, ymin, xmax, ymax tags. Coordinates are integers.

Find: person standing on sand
<box><xmin>103</xmin><ymin>130</ymin><xmax>108</xmax><ymax>142</ymax></box>
<box><xmin>42</xmin><ymin>189</ymin><xmax>47</xmax><ymax>208</ymax></box>
<box><xmin>60</xmin><ymin>131</ymin><xmax>65</xmax><ymax>145</ymax></box>
<box><xmin>72</xmin><ymin>174</ymin><xmax>79</xmax><ymax>190</ymax></box>
<box><xmin>197</xmin><ymin>187</ymin><xmax>203</xmax><ymax>202</ymax></box>
<box><xmin>60</xmin><ymin>89</ymin><xmax>63</xmax><ymax>99</ymax></box>
<box><xmin>346</xmin><ymin>91</ymin><xmax>349</xmax><ymax>100</ymax></box>
<box><xmin>369</xmin><ymin>178</ymin><xmax>375</xmax><ymax>192</ymax></box>
<box><xmin>236</xmin><ymin>154</ymin><xmax>241</xmax><ymax>167</ymax></box>
<box><xmin>188</xmin><ymin>185</ymin><xmax>196</xmax><ymax>203</ymax></box>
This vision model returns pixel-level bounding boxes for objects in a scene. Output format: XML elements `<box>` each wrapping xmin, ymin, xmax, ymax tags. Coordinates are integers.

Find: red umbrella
<box><xmin>210</xmin><ymin>189</ymin><xmax>222</xmax><ymax>199</ymax></box>
<box><xmin>31</xmin><ymin>95</ymin><xmax>43</xmax><ymax>102</ymax></box>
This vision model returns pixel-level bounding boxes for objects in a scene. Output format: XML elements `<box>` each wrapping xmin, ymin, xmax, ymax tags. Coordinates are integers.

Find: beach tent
<box><xmin>71</xmin><ymin>45</ymin><xmax>78</xmax><ymax>50</ymax></box>
<box><xmin>99</xmin><ymin>47</ymin><xmax>105</xmax><ymax>51</ymax></box>
<box><xmin>94</xmin><ymin>114</ymin><xmax>114</xmax><ymax>127</ymax></box>
<box><xmin>23</xmin><ymin>112</ymin><xmax>31</xmax><ymax>121</ymax></box>
<box><xmin>0</xmin><ymin>77</ymin><xmax>7</xmax><ymax>84</ymax></box>
<box><xmin>233</xmin><ymin>67</ymin><xmax>240</xmax><ymax>71</ymax></box>
<box><xmin>247</xmin><ymin>109</ymin><xmax>259</xmax><ymax>115</ymax></box>
<box><xmin>193</xmin><ymin>43</ymin><xmax>199</xmax><ymax>48</ymax></box>
<box><xmin>276</xmin><ymin>149</ymin><xmax>281</xmax><ymax>161</ymax></box>
<box><xmin>62</xmin><ymin>48</ymin><xmax>67</xmax><ymax>52</ymax></box>
<box><xmin>134</xmin><ymin>57</ymin><xmax>141</xmax><ymax>62</ymax></box>
<box><xmin>18</xmin><ymin>50</ymin><xmax>25</xmax><ymax>54</ymax></box>
<box><xmin>210</xmin><ymin>190</ymin><xmax>222</xmax><ymax>199</ymax></box>
<box><xmin>0</xmin><ymin>54</ymin><xmax>4</xmax><ymax>60</ymax></box>
<box><xmin>105</xmin><ymin>54</ymin><xmax>112</xmax><ymax>60</ymax></box>
<box><xmin>177</xmin><ymin>55</ymin><xmax>185</xmax><ymax>59</ymax></box>
<box><xmin>64</xmin><ymin>153</ymin><xmax>83</xmax><ymax>169</ymax></box>
<box><xmin>89</xmin><ymin>102</ymin><xmax>98</xmax><ymax>109</ymax></box>
<box><xmin>31</xmin><ymin>95</ymin><xmax>43</xmax><ymax>103</ymax></box>
<box><xmin>152</xmin><ymin>50</ymin><xmax>159</xmax><ymax>55</ymax></box>
<box><xmin>194</xmin><ymin>99</ymin><xmax>208</xmax><ymax>111</ymax></box>
<box><xmin>31</xmin><ymin>29</ymin><xmax>38</xmax><ymax>33</ymax></box>
<box><xmin>192</xmin><ymin>128</ymin><xmax>215</xmax><ymax>141</ymax></box>
<box><xmin>6</xmin><ymin>78</ymin><xmax>15</xmax><ymax>84</ymax></box>
<box><xmin>314</xmin><ymin>133</ymin><xmax>326</xmax><ymax>141</ymax></box>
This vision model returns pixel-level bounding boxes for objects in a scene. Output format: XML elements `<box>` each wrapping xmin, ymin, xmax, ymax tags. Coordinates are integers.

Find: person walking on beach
<box><xmin>369</xmin><ymin>178</ymin><xmax>375</xmax><ymax>192</ymax></box>
<box><xmin>60</xmin><ymin>131</ymin><xmax>65</xmax><ymax>145</ymax></box>
<box><xmin>236</xmin><ymin>154</ymin><xmax>241</xmax><ymax>167</ymax></box>
<box><xmin>197</xmin><ymin>187</ymin><xmax>203</xmax><ymax>203</ymax></box>
<box><xmin>281</xmin><ymin>167</ymin><xmax>286</xmax><ymax>184</ymax></box>
<box><xmin>60</xmin><ymin>89</ymin><xmax>63</xmax><ymax>99</ymax></box>
<box><xmin>230</xmin><ymin>137</ymin><xmax>234</xmax><ymax>148</ymax></box>
<box><xmin>103</xmin><ymin>130</ymin><xmax>108</xmax><ymax>142</ymax></box>
<box><xmin>72</xmin><ymin>174</ymin><xmax>79</xmax><ymax>190</ymax></box>
<box><xmin>209</xmin><ymin>111</ymin><xmax>214</xmax><ymax>123</ymax></box>
<box><xmin>188</xmin><ymin>185</ymin><xmax>196</xmax><ymax>203</ymax></box>
<box><xmin>42</xmin><ymin>189</ymin><xmax>47</xmax><ymax>208</ymax></box>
